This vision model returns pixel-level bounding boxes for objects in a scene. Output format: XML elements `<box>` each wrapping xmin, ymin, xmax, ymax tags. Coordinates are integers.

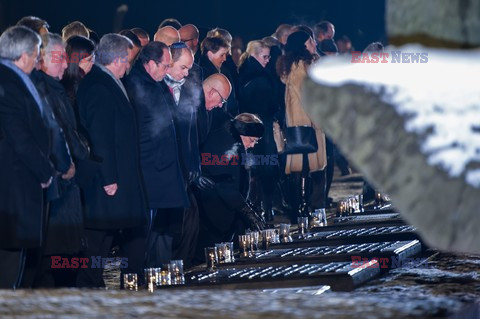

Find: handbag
<box><xmin>282</xmin><ymin>126</ymin><xmax>318</xmax><ymax>154</ymax></box>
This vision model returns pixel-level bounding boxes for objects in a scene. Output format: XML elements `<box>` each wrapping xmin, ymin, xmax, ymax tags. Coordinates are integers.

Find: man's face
<box><xmin>42</xmin><ymin>44</ymin><xmax>68</xmax><ymax>80</ymax></box>
<box><xmin>167</xmin><ymin>50</ymin><xmax>193</xmax><ymax>81</ymax></box>
<box><xmin>205</xmin><ymin>86</ymin><xmax>227</xmax><ymax>111</ymax></box>
<box><xmin>23</xmin><ymin>47</ymin><xmax>39</xmax><ymax>74</ymax></box>
<box><xmin>151</xmin><ymin>48</ymin><xmax>171</xmax><ymax>82</ymax></box>
<box><xmin>207</xmin><ymin>47</ymin><xmax>228</xmax><ymax>70</ymax></box>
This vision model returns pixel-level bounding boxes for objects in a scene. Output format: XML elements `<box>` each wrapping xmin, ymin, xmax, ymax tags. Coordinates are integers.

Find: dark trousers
<box><xmin>0</xmin><ymin>249</ymin><xmax>25</xmax><ymax>289</ymax></box>
<box><xmin>172</xmin><ymin>188</ymin><xmax>199</xmax><ymax>269</ymax></box>
<box><xmin>76</xmin><ymin>227</ymin><xmax>146</xmax><ymax>288</ymax></box>
<box><xmin>146</xmin><ymin>207</ymin><xmax>184</xmax><ymax>268</ymax></box>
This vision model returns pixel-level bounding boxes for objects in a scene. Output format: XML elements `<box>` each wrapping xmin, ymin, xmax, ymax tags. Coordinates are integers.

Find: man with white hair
<box><xmin>0</xmin><ymin>26</ymin><xmax>55</xmax><ymax>288</ymax></box>
<box><xmin>76</xmin><ymin>33</ymin><xmax>147</xmax><ymax>288</ymax></box>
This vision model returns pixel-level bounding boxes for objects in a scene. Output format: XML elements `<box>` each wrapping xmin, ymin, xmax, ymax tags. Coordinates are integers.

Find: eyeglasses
<box><xmin>262</xmin><ymin>55</ymin><xmax>271</xmax><ymax>60</ymax></box>
<box><xmin>181</xmin><ymin>38</ymin><xmax>195</xmax><ymax>43</ymax></box>
<box><xmin>212</xmin><ymin>88</ymin><xmax>227</xmax><ymax>105</ymax></box>
<box><xmin>156</xmin><ymin>61</ymin><xmax>170</xmax><ymax>70</ymax></box>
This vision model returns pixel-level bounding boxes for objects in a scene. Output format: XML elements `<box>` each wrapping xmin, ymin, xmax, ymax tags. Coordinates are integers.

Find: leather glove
<box><xmin>238</xmin><ymin>204</ymin><xmax>267</xmax><ymax>232</ymax></box>
<box><xmin>189</xmin><ymin>171</ymin><xmax>215</xmax><ymax>191</ymax></box>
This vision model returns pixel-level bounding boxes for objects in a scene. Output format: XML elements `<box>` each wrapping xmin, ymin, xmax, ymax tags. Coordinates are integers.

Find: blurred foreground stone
<box><xmin>302</xmin><ymin>50</ymin><xmax>480</xmax><ymax>254</ymax></box>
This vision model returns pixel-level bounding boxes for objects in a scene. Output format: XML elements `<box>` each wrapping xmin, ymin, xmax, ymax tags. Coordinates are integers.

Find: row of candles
<box><xmin>123</xmin><ymin>259</ymin><xmax>184</xmax><ymax>291</ymax></box>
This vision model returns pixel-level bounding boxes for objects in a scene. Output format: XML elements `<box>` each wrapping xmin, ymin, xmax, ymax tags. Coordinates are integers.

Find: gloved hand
<box><xmin>189</xmin><ymin>171</ymin><xmax>215</xmax><ymax>191</ymax></box>
<box><xmin>238</xmin><ymin>204</ymin><xmax>267</xmax><ymax>232</ymax></box>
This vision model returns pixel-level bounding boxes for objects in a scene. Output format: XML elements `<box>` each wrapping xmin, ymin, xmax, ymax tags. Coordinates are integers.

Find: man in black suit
<box><xmin>123</xmin><ymin>41</ymin><xmax>189</xmax><ymax>267</ymax></box>
<box><xmin>76</xmin><ymin>33</ymin><xmax>147</xmax><ymax>287</ymax></box>
<box><xmin>0</xmin><ymin>26</ymin><xmax>55</xmax><ymax>289</ymax></box>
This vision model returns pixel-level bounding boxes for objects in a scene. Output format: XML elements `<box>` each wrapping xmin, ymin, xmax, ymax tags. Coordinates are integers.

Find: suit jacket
<box><xmin>76</xmin><ymin>64</ymin><xmax>147</xmax><ymax>229</ymax></box>
<box><xmin>123</xmin><ymin>62</ymin><xmax>189</xmax><ymax>209</ymax></box>
<box><xmin>0</xmin><ymin>62</ymin><xmax>54</xmax><ymax>249</ymax></box>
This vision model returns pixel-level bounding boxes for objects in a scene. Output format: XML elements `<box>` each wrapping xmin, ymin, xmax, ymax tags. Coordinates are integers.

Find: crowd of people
<box><xmin>0</xmin><ymin>16</ymin><xmax>359</xmax><ymax>289</ymax></box>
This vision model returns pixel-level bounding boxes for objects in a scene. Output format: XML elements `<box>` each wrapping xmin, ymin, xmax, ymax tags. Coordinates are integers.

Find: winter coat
<box><xmin>284</xmin><ymin>60</ymin><xmax>327</xmax><ymax>174</ymax></box>
<box><xmin>0</xmin><ymin>62</ymin><xmax>54</xmax><ymax>249</ymax></box>
<box><xmin>123</xmin><ymin>62</ymin><xmax>189</xmax><ymax>209</ymax></box>
<box><xmin>76</xmin><ymin>64</ymin><xmax>147</xmax><ymax>229</ymax></box>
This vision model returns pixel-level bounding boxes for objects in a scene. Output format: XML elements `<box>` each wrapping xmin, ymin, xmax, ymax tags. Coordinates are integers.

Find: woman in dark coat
<box><xmin>237</xmin><ymin>40</ymin><xmax>280</xmax><ymax>221</ymax></box>
<box><xmin>60</xmin><ymin>36</ymin><xmax>95</xmax><ymax>107</ymax></box>
<box><xmin>195</xmin><ymin>113</ymin><xmax>266</xmax><ymax>262</ymax></box>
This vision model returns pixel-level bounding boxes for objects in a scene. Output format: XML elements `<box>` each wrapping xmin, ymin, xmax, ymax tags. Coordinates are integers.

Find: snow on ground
<box><xmin>308</xmin><ymin>45</ymin><xmax>480</xmax><ymax>187</ymax></box>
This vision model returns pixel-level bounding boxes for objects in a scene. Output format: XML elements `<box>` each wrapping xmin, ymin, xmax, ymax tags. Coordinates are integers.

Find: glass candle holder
<box><xmin>204</xmin><ymin>247</ymin><xmax>218</xmax><ymax>271</ymax></box>
<box><xmin>297</xmin><ymin>217</ymin><xmax>308</xmax><ymax>237</ymax></box>
<box><xmin>123</xmin><ymin>273</ymin><xmax>138</xmax><ymax>291</ymax></box>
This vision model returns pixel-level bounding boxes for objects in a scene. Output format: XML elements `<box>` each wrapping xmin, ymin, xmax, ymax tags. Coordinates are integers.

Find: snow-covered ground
<box><xmin>309</xmin><ymin>45</ymin><xmax>480</xmax><ymax>187</ymax></box>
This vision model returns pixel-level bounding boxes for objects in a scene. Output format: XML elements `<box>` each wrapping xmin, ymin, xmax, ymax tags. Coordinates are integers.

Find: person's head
<box><xmin>16</xmin><ymin>16</ymin><xmax>49</xmax><ymax>35</ymax></box>
<box><xmin>62</xmin><ymin>21</ymin><xmax>89</xmax><ymax>42</ymax></box>
<box><xmin>167</xmin><ymin>42</ymin><xmax>194</xmax><ymax>81</ymax></box>
<box><xmin>314</xmin><ymin>21</ymin><xmax>335</xmax><ymax>42</ymax></box>
<box><xmin>154</xmin><ymin>26</ymin><xmax>180</xmax><ymax>46</ymax></box>
<box><xmin>363</xmin><ymin>41</ymin><xmax>384</xmax><ymax>53</ymax></box>
<box><xmin>231</xmin><ymin>47</ymin><xmax>242</xmax><ymax>67</ymax></box>
<box><xmin>88</xmin><ymin>29</ymin><xmax>100</xmax><ymax>45</ymax></box>
<box><xmin>64</xmin><ymin>35</ymin><xmax>96</xmax><ymax>78</ymax></box>
<box><xmin>0</xmin><ymin>26</ymin><xmax>41</xmax><ymax>74</ymax></box>
<box><xmin>238</xmin><ymin>40</ymin><xmax>270</xmax><ymax>68</ymax></box>
<box><xmin>158</xmin><ymin>18</ymin><xmax>182</xmax><ymax>30</ymax></box>
<box><xmin>277</xmin><ymin>31</ymin><xmax>318</xmax><ymax>78</ymax></box>
<box><xmin>201</xmin><ymin>36</ymin><xmax>230</xmax><ymax>70</ymax></box>
<box><xmin>202</xmin><ymin>73</ymin><xmax>232</xmax><ymax>111</ymax></box>
<box><xmin>275</xmin><ymin>24</ymin><xmax>293</xmax><ymax>45</ymax></box>
<box><xmin>206</xmin><ymin>28</ymin><xmax>232</xmax><ymax>46</ymax></box>
<box><xmin>131</xmin><ymin>27</ymin><xmax>150</xmax><ymax>47</ymax></box>
<box><xmin>119</xmin><ymin>29</ymin><xmax>142</xmax><ymax>68</ymax></box>
<box><xmin>96</xmin><ymin>33</ymin><xmax>133</xmax><ymax>79</ymax></box>
<box><xmin>232</xmin><ymin>113</ymin><xmax>264</xmax><ymax>149</ymax></box>
<box><xmin>138</xmin><ymin>41</ymin><xmax>171</xmax><ymax>82</ymax></box>
<box><xmin>336</xmin><ymin>35</ymin><xmax>353</xmax><ymax>54</ymax></box>
<box><xmin>179</xmin><ymin>24</ymin><xmax>199</xmax><ymax>54</ymax></box>
<box><xmin>262</xmin><ymin>36</ymin><xmax>281</xmax><ymax>49</ymax></box>
<box><xmin>319</xmin><ymin>39</ymin><xmax>338</xmax><ymax>56</ymax></box>
<box><xmin>39</xmin><ymin>33</ymin><xmax>67</xmax><ymax>80</ymax></box>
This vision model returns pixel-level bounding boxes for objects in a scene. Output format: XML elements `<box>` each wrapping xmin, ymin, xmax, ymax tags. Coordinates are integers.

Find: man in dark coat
<box><xmin>30</xmin><ymin>33</ymin><xmax>86</xmax><ymax>287</ymax></box>
<box><xmin>162</xmin><ymin>42</ymin><xmax>210</xmax><ymax>268</ymax></box>
<box><xmin>0</xmin><ymin>26</ymin><xmax>55</xmax><ymax>289</ymax></box>
<box><xmin>75</xmin><ymin>34</ymin><xmax>147</xmax><ymax>287</ymax></box>
<box><xmin>123</xmin><ymin>41</ymin><xmax>189</xmax><ymax>267</ymax></box>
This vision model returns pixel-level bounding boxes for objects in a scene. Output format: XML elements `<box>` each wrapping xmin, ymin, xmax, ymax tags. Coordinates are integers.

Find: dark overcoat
<box><xmin>0</xmin><ymin>63</ymin><xmax>54</xmax><ymax>249</ymax></box>
<box><xmin>76</xmin><ymin>64</ymin><xmax>147</xmax><ymax>229</ymax></box>
<box><xmin>123</xmin><ymin>63</ymin><xmax>189</xmax><ymax>209</ymax></box>
<box><xmin>31</xmin><ymin>70</ymin><xmax>85</xmax><ymax>254</ymax></box>
<box><xmin>238</xmin><ymin>57</ymin><xmax>279</xmax><ymax>176</ymax></box>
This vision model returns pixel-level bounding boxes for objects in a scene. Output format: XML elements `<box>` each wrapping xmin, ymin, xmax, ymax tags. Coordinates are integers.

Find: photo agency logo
<box><xmin>50</xmin><ymin>51</ymin><xmax>128</xmax><ymax>64</ymax></box>
<box><xmin>351</xmin><ymin>51</ymin><xmax>429</xmax><ymax>63</ymax></box>
<box><xmin>51</xmin><ymin>256</ymin><xmax>129</xmax><ymax>269</ymax></box>
<box><xmin>201</xmin><ymin>153</ymin><xmax>279</xmax><ymax>166</ymax></box>
<box><xmin>351</xmin><ymin>256</ymin><xmax>424</xmax><ymax>269</ymax></box>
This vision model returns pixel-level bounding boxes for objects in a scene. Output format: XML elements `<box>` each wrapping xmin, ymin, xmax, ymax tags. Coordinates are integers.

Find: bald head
<box><xmin>179</xmin><ymin>24</ymin><xmax>199</xmax><ymax>54</ymax></box>
<box><xmin>154</xmin><ymin>26</ymin><xmax>180</xmax><ymax>46</ymax></box>
<box><xmin>203</xmin><ymin>73</ymin><xmax>232</xmax><ymax>111</ymax></box>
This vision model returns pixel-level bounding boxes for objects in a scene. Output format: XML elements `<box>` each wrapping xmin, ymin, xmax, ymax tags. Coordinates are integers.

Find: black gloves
<box><xmin>238</xmin><ymin>204</ymin><xmax>267</xmax><ymax>232</ymax></box>
<box><xmin>189</xmin><ymin>171</ymin><xmax>215</xmax><ymax>191</ymax></box>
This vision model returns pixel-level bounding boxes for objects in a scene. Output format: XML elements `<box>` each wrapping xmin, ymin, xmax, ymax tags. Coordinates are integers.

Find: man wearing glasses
<box><xmin>124</xmin><ymin>41</ymin><xmax>190</xmax><ymax>268</ymax></box>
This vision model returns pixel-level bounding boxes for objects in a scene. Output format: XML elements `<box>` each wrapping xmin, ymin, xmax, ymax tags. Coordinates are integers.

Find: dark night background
<box><xmin>0</xmin><ymin>0</ymin><xmax>386</xmax><ymax>50</ymax></box>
